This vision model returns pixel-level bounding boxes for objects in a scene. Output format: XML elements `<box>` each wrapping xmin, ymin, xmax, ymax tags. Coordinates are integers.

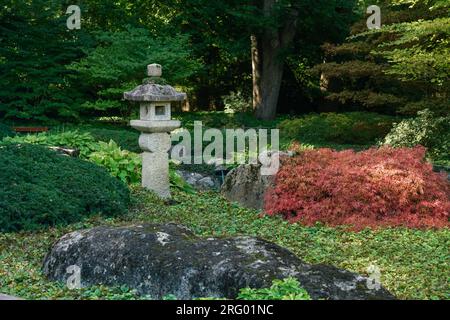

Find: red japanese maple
<box><xmin>265</xmin><ymin>146</ymin><xmax>450</xmax><ymax>230</ymax></box>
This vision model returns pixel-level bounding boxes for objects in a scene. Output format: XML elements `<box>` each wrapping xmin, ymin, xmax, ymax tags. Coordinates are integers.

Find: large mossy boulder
<box><xmin>0</xmin><ymin>144</ymin><xmax>130</xmax><ymax>232</ymax></box>
<box><xmin>43</xmin><ymin>223</ymin><xmax>395</xmax><ymax>300</ymax></box>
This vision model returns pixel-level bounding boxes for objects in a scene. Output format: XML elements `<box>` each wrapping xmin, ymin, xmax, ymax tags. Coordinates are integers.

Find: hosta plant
<box><xmin>88</xmin><ymin>140</ymin><xmax>141</xmax><ymax>185</ymax></box>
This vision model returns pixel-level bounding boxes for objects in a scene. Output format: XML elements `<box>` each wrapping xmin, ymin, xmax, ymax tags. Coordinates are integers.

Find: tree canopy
<box><xmin>0</xmin><ymin>0</ymin><xmax>447</xmax><ymax>121</ymax></box>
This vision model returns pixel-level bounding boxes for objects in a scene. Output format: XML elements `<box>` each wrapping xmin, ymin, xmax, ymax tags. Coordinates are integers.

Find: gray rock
<box><xmin>221</xmin><ymin>164</ymin><xmax>275</xmax><ymax>210</ymax></box>
<box><xmin>0</xmin><ymin>294</ymin><xmax>22</xmax><ymax>300</ymax></box>
<box><xmin>197</xmin><ymin>177</ymin><xmax>216</xmax><ymax>189</ymax></box>
<box><xmin>43</xmin><ymin>224</ymin><xmax>395</xmax><ymax>300</ymax></box>
<box><xmin>48</xmin><ymin>146</ymin><xmax>80</xmax><ymax>157</ymax></box>
<box><xmin>177</xmin><ymin>170</ymin><xmax>220</xmax><ymax>191</ymax></box>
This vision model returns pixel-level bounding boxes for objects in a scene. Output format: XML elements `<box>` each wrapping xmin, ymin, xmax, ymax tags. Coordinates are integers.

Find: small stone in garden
<box><xmin>197</xmin><ymin>177</ymin><xmax>215</xmax><ymax>189</ymax></box>
<box><xmin>164</xmin><ymin>199</ymin><xmax>180</xmax><ymax>206</ymax></box>
<box><xmin>176</xmin><ymin>170</ymin><xmax>220</xmax><ymax>191</ymax></box>
<box><xmin>48</xmin><ymin>146</ymin><xmax>80</xmax><ymax>157</ymax></box>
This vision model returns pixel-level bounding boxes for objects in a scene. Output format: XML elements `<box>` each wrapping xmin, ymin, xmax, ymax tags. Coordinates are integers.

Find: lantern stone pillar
<box><xmin>124</xmin><ymin>64</ymin><xmax>186</xmax><ymax>198</ymax></box>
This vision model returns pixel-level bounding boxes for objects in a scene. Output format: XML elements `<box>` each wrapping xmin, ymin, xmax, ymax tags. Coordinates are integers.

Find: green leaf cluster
<box><xmin>279</xmin><ymin>112</ymin><xmax>396</xmax><ymax>146</ymax></box>
<box><xmin>0</xmin><ymin>0</ymin><xmax>90</xmax><ymax>120</ymax></box>
<box><xmin>2</xmin><ymin>131</ymin><xmax>98</xmax><ymax>157</ymax></box>
<box><xmin>383</xmin><ymin>109</ymin><xmax>450</xmax><ymax>165</ymax></box>
<box><xmin>237</xmin><ymin>278</ymin><xmax>312</xmax><ymax>300</ymax></box>
<box><xmin>88</xmin><ymin>140</ymin><xmax>141</xmax><ymax>185</ymax></box>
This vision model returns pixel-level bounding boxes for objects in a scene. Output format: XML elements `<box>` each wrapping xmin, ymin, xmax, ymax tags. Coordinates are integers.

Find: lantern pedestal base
<box><xmin>142</xmin><ymin>151</ymin><xmax>171</xmax><ymax>199</ymax></box>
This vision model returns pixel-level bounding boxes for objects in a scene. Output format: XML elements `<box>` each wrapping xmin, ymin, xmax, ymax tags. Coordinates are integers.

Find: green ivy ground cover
<box><xmin>0</xmin><ymin>188</ymin><xmax>448</xmax><ymax>300</ymax></box>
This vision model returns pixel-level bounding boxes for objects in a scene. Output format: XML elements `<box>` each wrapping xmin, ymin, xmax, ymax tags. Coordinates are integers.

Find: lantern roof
<box><xmin>124</xmin><ymin>64</ymin><xmax>186</xmax><ymax>102</ymax></box>
<box><xmin>124</xmin><ymin>83</ymin><xmax>186</xmax><ymax>102</ymax></box>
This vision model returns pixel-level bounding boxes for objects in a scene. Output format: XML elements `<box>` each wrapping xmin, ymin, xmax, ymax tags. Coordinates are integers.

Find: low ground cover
<box><xmin>0</xmin><ymin>188</ymin><xmax>448</xmax><ymax>300</ymax></box>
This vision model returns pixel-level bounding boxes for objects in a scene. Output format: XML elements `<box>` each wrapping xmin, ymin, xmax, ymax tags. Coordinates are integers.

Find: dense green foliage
<box><xmin>174</xmin><ymin>111</ymin><xmax>285</xmax><ymax>130</ymax></box>
<box><xmin>0</xmin><ymin>144</ymin><xmax>129</xmax><ymax>232</ymax></box>
<box><xmin>169</xmin><ymin>0</ymin><xmax>359</xmax><ymax>111</ymax></box>
<box><xmin>3</xmin><ymin>124</ymin><xmax>141</xmax><ymax>153</ymax></box>
<box><xmin>0</xmin><ymin>0</ymin><xmax>364</xmax><ymax>119</ymax></box>
<box><xmin>69</xmin><ymin>28</ymin><xmax>201</xmax><ymax>117</ymax></box>
<box><xmin>279</xmin><ymin>112</ymin><xmax>395</xmax><ymax>147</ymax></box>
<box><xmin>1</xmin><ymin>0</ymin><xmax>448</xmax><ymax>301</ymax></box>
<box><xmin>1</xmin><ymin>130</ymin><xmax>141</xmax><ymax>182</ymax></box>
<box><xmin>1</xmin><ymin>1</ymin><xmax>446</xmax><ymax>118</ymax></box>
<box><xmin>78</xmin><ymin>126</ymin><xmax>140</xmax><ymax>153</ymax></box>
<box><xmin>0</xmin><ymin>123</ymin><xmax>15</xmax><ymax>139</ymax></box>
<box><xmin>237</xmin><ymin>278</ymin><xmax>311</xmax><ymax>300</ymax></box>
<box><xmin>383</xmin><ymin>109</ymin><xmax>450</xmax><ymax>166</ymax></box>
<box><xmin>370</xmin><ymin>1</ymin><xmax>449</xmax><ymax>98</ymax></box>
<box><xmin>0</xmin><ymin>188</ymin><xmax>448</xmax><ymax>299</ymax></box>
<box><xmin>0</xmin><ymin>0</ymin><xmax>200</xmax><ymax>120</ymax></box>
<box><xmin>2</xmin><ymin>130</ymin><xmax>98</xmax><ymax>157</ymax></box>
<box><xmin>87</xmin><ymin>140</ymin><xmax>141</xmax><ymax>184</ymax></box>
<box><xmin>316</xmin><ymin>0</ymin><xmax>449</xmax><ymax>116</ymax></box>
<box><xmin>0</xmin><ymin>1</ymin><xmax>88</xmax><ymax>120</ymax></box>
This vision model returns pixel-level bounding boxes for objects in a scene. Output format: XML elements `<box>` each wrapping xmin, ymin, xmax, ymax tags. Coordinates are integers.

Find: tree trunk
<box><xmin>252</xmin><ymin>1</ymin><xmax>298</xmax><ymax>120</ymax></box>
<box><xmin>252</xmin><ymin>34</ymin><xmax>285</xmax><ymax>120</ymax></box>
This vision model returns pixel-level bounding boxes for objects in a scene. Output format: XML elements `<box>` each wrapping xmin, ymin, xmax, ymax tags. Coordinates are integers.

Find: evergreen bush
<box><xmin>0</xmin><ymin>144</ymin><xmax>130</xmax><ymax>232</ymax></box>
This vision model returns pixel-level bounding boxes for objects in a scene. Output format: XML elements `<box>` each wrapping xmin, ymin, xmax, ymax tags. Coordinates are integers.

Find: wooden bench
<box><xmin>13</xmin><ymin>127</ymin><xmax>49</xmax><ymax>133</ymax></box>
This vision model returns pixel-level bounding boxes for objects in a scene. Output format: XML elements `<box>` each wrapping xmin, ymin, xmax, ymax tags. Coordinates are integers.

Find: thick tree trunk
<box><xmin>252</xmin><ymin>34</ymin><xmax>285</xmax><ymax>120</ymax></box>
<box><xmin>252</xmin><ymin>1</ymin><xmax>298</xmax><ymax>120</ymax></box>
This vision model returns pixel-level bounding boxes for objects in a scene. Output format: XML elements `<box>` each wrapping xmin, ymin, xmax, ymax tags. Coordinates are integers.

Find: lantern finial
<box><xmin>147</xmin><ymin>64</ymin><xmax>162</xmax><ymax>77</ymax></box>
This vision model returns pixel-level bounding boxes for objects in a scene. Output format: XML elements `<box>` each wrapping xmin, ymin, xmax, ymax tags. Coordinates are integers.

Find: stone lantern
<box><xmin>124</xmin><ymin>64</ymin><xmax>186</xmax><ymax>198</ymax></box>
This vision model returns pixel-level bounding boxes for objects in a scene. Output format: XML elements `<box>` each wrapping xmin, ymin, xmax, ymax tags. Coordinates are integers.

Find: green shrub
<box><xmin>237</xmin><ymin>278</ymin><xmax>311</xmax><ymax>300</ymax></box>
<box><xmin>279</xmin><ymin>112</ymin><xmax>395</xmax><ymax>146</ymax></box>
<box><xmin>81</xmin><ymin>127</ymin><xmax>140</xmax><ymax>153</ymax></box>
<box><xmin>173</xmin><ymin>111</ymin><xmax>284</xmax><ymax>130</ymax></box>
<box><xmin>0</xmin><ymin>144</ymin><xmax>129</xmax><ymax>232</ymax></box>
<box><xmin>88</xmin><ymin>140</ymin><xmax>142</xmax><ymax>185</ymax></box>
<box><xmin>400</xmin><ymin>99</ymin><xmax>450</xmax><ymax>117</ymax></box>
<box><xmin>2</xmin><ymin>131</ymin><xmax>97</xmax><ymax>157</ymax></box>
<box><xmin>383</xmin><ymin>110</ymin><xmax>450</xmax><ymax>166</ymax></box>
<box><xmin>223</xmin><ymin>91</ymin><xmax>252</xmax><ymax>114</ymax></box>
<box><xmin>0</xmin><ymin>123</ymin><xmax>15</xmax><ymax>139</ymax></box>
